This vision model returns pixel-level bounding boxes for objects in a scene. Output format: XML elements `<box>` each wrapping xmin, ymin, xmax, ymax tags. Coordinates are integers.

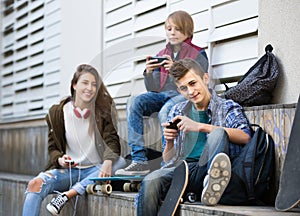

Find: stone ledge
<box><xmin>2</xmin><ymin>172</ymin><xmax>299</xmax><ymax>216</ymax></box>
<box><xmin>88</xmin><ymin>192</ymin><xmax>300</xmax><ymax>216</ymax></box>
<box><xmin>178</xmin><ymin>203</ymin><xmax>300</xmax><ymax>216</ymax></box>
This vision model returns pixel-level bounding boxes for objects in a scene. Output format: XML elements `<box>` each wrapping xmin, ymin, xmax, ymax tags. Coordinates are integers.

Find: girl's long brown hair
<box><xmin>70</xmin><ymin>64</ymin><xmax>118</xmax><ymax>124</ymax></box>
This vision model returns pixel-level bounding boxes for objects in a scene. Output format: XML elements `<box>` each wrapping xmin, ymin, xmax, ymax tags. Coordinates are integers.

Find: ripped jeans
<box><xmin>22</xmin><ymin>158</ymin><xmax>126</xmax><ymax>216</ymax></box>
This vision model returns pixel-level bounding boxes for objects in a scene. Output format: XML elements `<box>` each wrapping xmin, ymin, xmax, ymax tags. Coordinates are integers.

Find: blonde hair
<box><xmin>165</xmin><ymin>10</ymin><xmax>194</xmax><ymax>38</ymax></box>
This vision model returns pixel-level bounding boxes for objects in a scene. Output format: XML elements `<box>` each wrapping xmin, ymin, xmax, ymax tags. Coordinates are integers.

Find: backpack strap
<box><xmin>244</xmin><ymin>124</ymin><xmax>273</xmax><ymax>204</ymax></box>
<box><xmin>243</xmin><ymin>124</ymin><xmax>270</xmax><ymax>198</ymax></box>
<box><xmin>242</xmin><ymin>124</ymin><xmax>259</xmax><ymax>200</ymax></box>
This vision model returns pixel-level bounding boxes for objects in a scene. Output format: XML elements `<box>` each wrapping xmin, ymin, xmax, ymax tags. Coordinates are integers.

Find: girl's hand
<box><xmin>58</xmin><ymin>154</ymin><xmax>78</xmax><ymax>168</ymax></box>
<box><xmin>99</xmin><ymin>160</ymin><xmax>112</xmax><ymax>178</ymax></box>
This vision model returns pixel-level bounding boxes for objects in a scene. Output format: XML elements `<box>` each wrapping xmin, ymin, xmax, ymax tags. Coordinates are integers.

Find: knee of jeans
<box><xmin>158</xmin><ymin>110</ymin><xmax>167</xmax><ymax>125</ymax></box>
<box><xmin>143</xmin><ymin>171</ymin><xmax>163</xmax><ymax>191</ymax></box>
<box><xmin>27</xmin><ymin>178</ymin><xmax>44</xmax><ymax>193</ymax></box>
<box><xmin>126</xmin><ymin>96</ymin><xmax>136</xmax><ymax>110</ymax></box>
<box><xmin>27</xmin><ymin>172</ymin><xmax>54</xmax><ymax>193</ymax></box>
<box><xmin>207</xmin><ymin>127</ymin><xmax>229</xmax><ymax>154</ymax></box>
<box><xmin>127</xmin><ymin>95</ymin><xmax>144</xmax><ymax>113</ymax></box>
<box><xmin>209</xmin><ymin>127</ymin><xmax>228</xmax><ymax>139</ymax></box>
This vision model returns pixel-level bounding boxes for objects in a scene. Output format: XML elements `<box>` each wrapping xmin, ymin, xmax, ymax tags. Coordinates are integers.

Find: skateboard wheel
<box><xmin>102</xmin><ymin>184</ymin><xmax>112</xmax><ymax>195</ymax></box>
<box><xmin>137</xmin><ymin>183</ymin><xmax>141</xmax><ymax>191</ymax></box>
<box><xmin>123</xmin><ymin>182</ymin><xmax>140</xmax><ymax>192</ymax></box>
<box><xmin>123</xmin><ymin>183</ymin><xmax>131</xmax><ymax>192</ymax></box>
<box><xmin>86</xmin><ymin>184</ymin><xmax>96</xmax><ymax>194</ymax></box>
<box><xmin>130</xmin><ymin>183</ymin><xmax>138</xmax><ymax>191</ymax></box>
<box><xmin>186</xmin><ymin>192</ymin><xmax>197</xmax><ymax>203</ymax></box>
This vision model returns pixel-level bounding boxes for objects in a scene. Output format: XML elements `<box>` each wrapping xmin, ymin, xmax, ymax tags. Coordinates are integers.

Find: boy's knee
<box><xmin>210</xmin><ymin>127</ymin><xmax>228</xmax><ymax>139</ymax></box>
<box><xmin>158</xmin><ymin>110</ymin><xmax>167</xmax><ymax>124</ymax></box>
<box><xmin>128</xmin><ymin>95</ymin><xmax>144</xmax><ymax>111</ymax></box>
<box><xmin>212</xmin><ymin>127</ymin><xmax>226</xmax><ymax>134</ymax></box>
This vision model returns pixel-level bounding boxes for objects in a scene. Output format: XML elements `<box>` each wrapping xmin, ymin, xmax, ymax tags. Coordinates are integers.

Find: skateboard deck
<box><xmin>275</xmin><ymin>95</ymin><xmax>300</xmax><ymax>211</ymax></box>
<box><xmin>86</xmin><ymin>175</ymin><xmax>144</xmax><ymax>195</ymax></box>
<box><xmin>158</xmin><ymin>160</ymin><xmax>188</xmax><ymax>216</ymax></box>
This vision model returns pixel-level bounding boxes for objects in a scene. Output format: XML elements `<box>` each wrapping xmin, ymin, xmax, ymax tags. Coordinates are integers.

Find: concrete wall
<box><xmin>259</xmin><ymin>0</ymin><xmax>300</xmax><ymax>104</ymax></box>
<box><xmin>60</xmin><ymin>1</ymin><xmax>103</xmax><ymax>98</ymax></box>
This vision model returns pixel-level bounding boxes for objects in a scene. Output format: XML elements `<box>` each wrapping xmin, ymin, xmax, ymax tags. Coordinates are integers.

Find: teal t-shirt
<box><xmin>184</xmin><ymin>105</ymin><xmax>209</xmax><ymax>162</ymax></box>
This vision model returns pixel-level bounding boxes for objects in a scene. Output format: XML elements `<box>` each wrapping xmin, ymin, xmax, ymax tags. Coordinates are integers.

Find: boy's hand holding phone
<box><xmin>145</xmin><ymin>55</ymin><xmax>170</xmax><ymax>74</ymax></box>
<box><xmin>149</xmin><ymin>56</ymin><xmax>168</xmax><ymax>65</ymax></box>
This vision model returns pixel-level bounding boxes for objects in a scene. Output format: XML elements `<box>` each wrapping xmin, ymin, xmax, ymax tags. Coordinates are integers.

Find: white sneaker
<box><xmin>201</xmin><ymin>153</ymin><xmax>231</xmax><ymax>206</ymax></box>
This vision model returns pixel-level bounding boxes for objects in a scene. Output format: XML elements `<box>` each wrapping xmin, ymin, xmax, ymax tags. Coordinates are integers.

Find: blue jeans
<box><xmin>136</xmin><ymin>128</ymin><xmax>230</xmax><ymax>216</ymax></box>
<box><xmin>127</xmin><ymin>91</ymin><xmax>183</xmax><ymax>162</ymax></box>
<box><xmin>22</xmin><ymin>158</ymin><xmax>126</xmax><ymax>216</ymax></box>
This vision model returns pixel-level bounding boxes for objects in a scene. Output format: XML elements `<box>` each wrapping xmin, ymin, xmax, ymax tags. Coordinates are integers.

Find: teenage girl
<box><xmin>22</xmin><ymin>64</ymin><xmax>125</xmax><ymax>216</ymax></box>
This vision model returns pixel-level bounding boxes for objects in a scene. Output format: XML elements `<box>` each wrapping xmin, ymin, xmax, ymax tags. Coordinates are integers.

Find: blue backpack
<box><xmin>220</xmin><ymin>125</ymin><xmax>276</xmax><ymax>205</ymax></box>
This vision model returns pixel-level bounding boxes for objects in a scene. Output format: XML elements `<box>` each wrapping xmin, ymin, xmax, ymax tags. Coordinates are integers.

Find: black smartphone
<box><xmin>166</xmin><ymin>119</ymin><xmax>181</xmax><ymax>130</ymax></box>
<box><xmin>149</xmin><ymin>56</ymin><xmax>168</xmax><ymax>64</ymax></box>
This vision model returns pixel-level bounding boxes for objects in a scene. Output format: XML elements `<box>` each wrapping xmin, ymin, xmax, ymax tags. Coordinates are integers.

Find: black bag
<box><xmin>220</xmin><ymin>125</ymin><xmax>276</xmax><ymax>205</ymax></box>
<box><xmin>223</xmin><ymin>44</ymin><xmax>279</xmax><ymax>107</ymax></box>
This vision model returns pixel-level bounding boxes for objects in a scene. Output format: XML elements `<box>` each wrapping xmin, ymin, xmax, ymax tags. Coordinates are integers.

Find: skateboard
<box><xmin>158</xmin><ymin>160</ymin><xmax>188</xmax><ymax>216</ymax></box>
<box><xmin>275</xmin><ymin>95</ymin><xmax>300</xmax><ymax>211</ymax></box>
<box><xmin>86</xmin><ymin>175</ymin><xmax>144</xmax><ymax>195</ymax></box>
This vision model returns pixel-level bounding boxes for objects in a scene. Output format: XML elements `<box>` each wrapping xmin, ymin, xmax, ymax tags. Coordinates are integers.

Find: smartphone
<box><xmin>166</xmin><ymin>119</ymin><xmax>181</xmax><ymax>130</ymax></box>
<box><xmin>149</xmin><ymin>56</ymin><xmax>168</xmax><ymax>64</ymax></box>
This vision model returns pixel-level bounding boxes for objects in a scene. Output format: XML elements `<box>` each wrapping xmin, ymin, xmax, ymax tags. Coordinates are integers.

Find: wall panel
<box><xmin>102</xmin><ymin>0</ymin><xmax>259</xmax><ymax>114</ymax></box>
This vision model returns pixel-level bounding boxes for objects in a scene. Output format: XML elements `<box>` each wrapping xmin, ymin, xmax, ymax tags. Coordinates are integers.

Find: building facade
<box><xmin>0</xmin><ymin>0</ymin><xmax>102</xmax><ymax>122</ymax></box>
<box><xmin>1</xmin><ymin>0</ymin><xmax>299</xmax><ymax>122</ymax></box>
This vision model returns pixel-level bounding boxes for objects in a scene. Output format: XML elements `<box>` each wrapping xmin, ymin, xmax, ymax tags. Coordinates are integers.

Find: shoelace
<box><xmin>51</xmin><ymin>193</ymin><xmax>67</xmax><ymax>208</ymax></box>
<box><xmin>125</xmin><ymin>162</ymin><xmax>139</xmax><ymax>171</ymax></box>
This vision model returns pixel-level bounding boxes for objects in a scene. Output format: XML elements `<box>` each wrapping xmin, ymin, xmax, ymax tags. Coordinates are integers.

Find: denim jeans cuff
<box><xmin>72</xmin><ymin>182</ymin><xmax>85</xmax><ymax>195</ymax></box>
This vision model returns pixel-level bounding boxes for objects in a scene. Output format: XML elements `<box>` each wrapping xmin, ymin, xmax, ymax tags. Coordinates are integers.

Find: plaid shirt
<box><xmin>162</xmin><ymin>89</ymin><xmax>252</xmax><ymax>166</ymax></box>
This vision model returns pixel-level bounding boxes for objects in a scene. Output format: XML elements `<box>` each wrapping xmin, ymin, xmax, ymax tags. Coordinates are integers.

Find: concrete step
<box><xmin>1</xmin><ymin>172</ymin><xmax>300</xmax><ymax>216</ymax></box>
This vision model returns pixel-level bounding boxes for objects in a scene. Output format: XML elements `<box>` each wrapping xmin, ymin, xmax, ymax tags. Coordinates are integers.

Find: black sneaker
<box><xmin>46</xmin><ymin>193</ymin><xmax>69</xmax><ymax>215</ymax></box>
<box><xmin>201</xmin><ymin>153</ymin><xmax>231</xmax><ymax>206</ymax></box>
<box><xmin>115</xmin><ymin>162</ymin><xmax>150</xmax><ymax>176</ymax></box>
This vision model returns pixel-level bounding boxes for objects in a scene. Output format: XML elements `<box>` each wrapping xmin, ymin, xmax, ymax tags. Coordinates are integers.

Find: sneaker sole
<box><xmin>115</xmin><ymin>169</ymin><xmax>150</xmax><ymax>176</ymax></box>
<box><xmin>201</xmin><ymin>153</ymin><xmax>231</xmax><ymax>206</ymax></box>
<box><xmin>46</xmin><ymin>203</ymin><xmax>59</xmax><ymax>216</ymax></box>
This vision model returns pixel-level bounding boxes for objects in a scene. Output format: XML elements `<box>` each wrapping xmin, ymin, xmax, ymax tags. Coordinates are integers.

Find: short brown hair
<box><xmin>165</xmin><ymin>10</ymin><xmax>194</xmax><ymax>38</ymax></box>
<box><xmin>169</xmin><ymin>58</ymin><xmax>206</xmax><ymax>82</ymax></box>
